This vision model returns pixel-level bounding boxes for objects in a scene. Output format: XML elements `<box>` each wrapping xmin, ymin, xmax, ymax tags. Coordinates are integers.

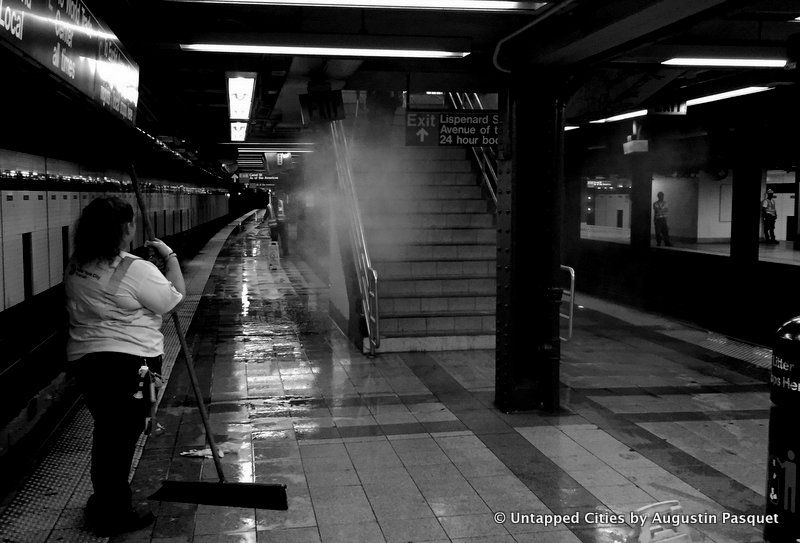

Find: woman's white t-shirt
<box><xmin>65</xmin><ymin>252</ymin><xmax>183</xmax><ymax>361</ymax></box>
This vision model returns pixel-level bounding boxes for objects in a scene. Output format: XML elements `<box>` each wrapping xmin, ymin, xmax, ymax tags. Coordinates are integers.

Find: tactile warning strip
<box><xmin>663</xmin><ymin>330</ymin><xmax>772</xmax><ymax>369</ymax></box>
<box><xmin>0</xmin><ymin>212</ymin><xmax>259</xmax><ymax>543</ymax></box>
<box><xmin>578</xmin><ymin>292</ymin><xmax>773</xmax><ymax>369</ymax></box>
<box><xmin>0</xmin><ymin>408</ymin><xmax>100</xmax><ymax>543</ymax></box>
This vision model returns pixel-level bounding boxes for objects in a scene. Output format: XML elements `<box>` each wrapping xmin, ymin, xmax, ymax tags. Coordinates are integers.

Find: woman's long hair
<box><xmin>73</xmin><ymin>196</ymin><xmax>134</xmax><ymax>265</ymax></box>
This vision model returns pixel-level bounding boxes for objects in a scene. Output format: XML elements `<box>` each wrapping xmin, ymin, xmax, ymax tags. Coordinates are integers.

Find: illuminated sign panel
<box><xmin>0</xmin><ymin>0</ymin><xmax>139</xmax><ymax>123</ymax></box>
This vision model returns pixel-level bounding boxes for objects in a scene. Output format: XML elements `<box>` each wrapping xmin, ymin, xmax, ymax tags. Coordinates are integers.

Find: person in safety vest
<box><xmin>275</xmin><ymin>194</ymin><xmax>289</xmax><ymax>256</ymax></box>
<box><xmin>762</xmin><ymin>189</ymin><xmax>778</xmax><ymax>244</ymax></box>
<box><xmin>65</xmin><ymin>196</ymin><xmax>185</xmax><ymax>536</ymax></box>
<box><xmin>266</xmin><ymin>191</ymin><xmax>279</xmax><ymax>244</ymax></box>
<box><xmin>652</xmin><ymin>191</ymin><xmax>672</xmax><ymax>247</ymax></box>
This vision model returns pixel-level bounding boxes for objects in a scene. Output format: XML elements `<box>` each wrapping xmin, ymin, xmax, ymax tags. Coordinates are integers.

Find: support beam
<box><xmin>527</xmin><ymin>0</ymin><xmax>737</xmax><ymax>66</ymax></box>
<box><xmin>495</xmin><ymin>74</ymin><xmax>564</xmax><ymax>412</ymax></box>
<box><xmin>627</xmin><ymin>141</ymin><xmax>653</xmax><ymax>250</ymax></box>
<box><xmin>729</xmin><ymin>129</ymin><xmax>762</xmax><ymax>264</ymax></box>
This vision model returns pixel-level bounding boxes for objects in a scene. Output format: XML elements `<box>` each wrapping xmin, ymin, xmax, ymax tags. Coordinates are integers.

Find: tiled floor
<box><xmin>99</xmin><ymin>220</ymin><xmax>774</xmax><ymax>543</ymax></box>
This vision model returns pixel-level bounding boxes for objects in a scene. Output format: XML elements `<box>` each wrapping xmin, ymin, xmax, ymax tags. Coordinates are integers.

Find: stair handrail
<box><xmin>330</xmin><ymin>120</ymin><xmax>380</xmax><ymax>355</ymax></box>
<box><xmin>559</xmin><ymin>265</ymin><xmax>576</xmax><ymax>341</ymax></box>
<box><xmin>447</xmin><ymin>92</ymin><xmax>498</xmax><ymax>207</ymax></box>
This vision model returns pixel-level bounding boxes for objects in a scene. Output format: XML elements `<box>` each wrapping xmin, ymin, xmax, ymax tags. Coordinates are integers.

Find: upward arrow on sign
<box><xmin>416</xmin><ymin>128</ymin><xmax>429</xmax><ymax>142</ymax></box>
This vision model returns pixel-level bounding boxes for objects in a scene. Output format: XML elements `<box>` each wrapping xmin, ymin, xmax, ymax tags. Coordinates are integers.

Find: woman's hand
<box><xmin>144</xmin><ymin>239</ymin><xmax>174</xmax><ymax>259</ymax></box>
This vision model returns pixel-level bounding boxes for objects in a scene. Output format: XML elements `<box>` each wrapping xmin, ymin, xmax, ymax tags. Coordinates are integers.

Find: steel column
<box><xmin>730</xmin><ymin>129</ymin><xmax>763</xmax><ymax>265</ymax></box>
<box><xmin>628</xmin><ymin>151</ymin><xmax>652</xmax><ymax>250</ymax></box>
<box><xmin>495</xmin><ymin>75</ymin><xmax>564</xmax><ymax>412</ymax></box>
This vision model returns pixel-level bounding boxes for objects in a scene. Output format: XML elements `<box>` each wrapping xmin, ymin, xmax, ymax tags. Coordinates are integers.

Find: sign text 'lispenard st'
<box><xmin>406</xmin><ymin>111</ymin><xmax>500</xmax><ymax>147</ymax></box>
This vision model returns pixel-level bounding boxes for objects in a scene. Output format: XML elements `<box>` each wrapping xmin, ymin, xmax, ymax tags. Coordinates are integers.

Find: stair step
<box><xmin>359</xmin><ymin>185</ymin><xmax>482</xmax><ymax>200</ymax></box>
<box><xmin>353</xmin><ymin>147</ymin><xmax>468</xmax><ymax>161</ymax></box>
<box><xmin>371</xmin><ymin>244</ymin><xmax>495</xmax><ymax>262</ymax></box>
<box><xmin>375</xmin><ymin>260</ymin><xmax>496</xmax><ymax>279</ymax></box>
<box><xmin>372</xmin><ymin>335</ymin><xmax>495</xmax><ymax>353</ymax></box>
<box><xmin>369</xmin><ymin>228</ymin><xmax>495</xmax><ymax>245</ymax></box>
<box><xmin>380</xmin><ymin>315</ymin><xmax>496</xmax><ymax>335</ymax></box>
<box><xmin>364</xmin><ymin>213</ymin><xmax>493</xmax><ymax>229</ymax></box>
<box><xmin>355</xmin><ymin>172</ymin><xmax>476</xmax><ymax>186</ymax></box>
<box><xmin>381</xmin><ymin>309</ymin><xmax>494</xmax><ymax>319</ymax></box>
<box><xmin>379</xmin><ymin>277</ymin><xmax>495</xmax><ymax>297</ymax></box>
<box><xmin>380</xmin><ymin>295</ymin><xmax>495</xmax><ymax>315</ymax></box>
<box><xmin>363</xmin><ymin>199</ymin><xmax>489</xmax><ymax>214</ymax></box>
<box><xmin>355</xmin><ymin>159</ymin><xmax>473</xmax><ymax>174</ymax></box>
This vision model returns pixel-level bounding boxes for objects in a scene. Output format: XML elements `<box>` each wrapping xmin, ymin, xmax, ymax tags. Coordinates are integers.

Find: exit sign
<box><xmin>406</xmin><ymin>111</ymin><xmax>501</xmax><ymax>147</ymax></box>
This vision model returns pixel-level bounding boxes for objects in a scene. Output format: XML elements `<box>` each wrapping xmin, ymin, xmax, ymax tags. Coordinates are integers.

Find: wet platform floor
<box><xmin>110</xmin><ymin>222</ymin><xmax>770</xmax><ymax>543</ymax></box>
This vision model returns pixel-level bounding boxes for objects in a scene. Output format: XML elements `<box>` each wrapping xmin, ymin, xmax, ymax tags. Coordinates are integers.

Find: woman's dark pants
<box><xmin>77</xmin><ymin>352</ymin><xmax>159</xmax><ymax>517</ymax></box>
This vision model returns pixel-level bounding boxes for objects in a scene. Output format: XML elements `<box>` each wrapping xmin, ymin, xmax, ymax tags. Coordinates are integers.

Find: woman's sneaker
<box><xmin>86</xmin><ymin>497</ymin><xmax>154</xmax><ymax>537</ymax></box>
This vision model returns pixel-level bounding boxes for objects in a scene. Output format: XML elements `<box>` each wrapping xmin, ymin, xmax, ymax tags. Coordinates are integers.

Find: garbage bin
<box><xmin>765</xmin><ymin>317</ymin><xmax>800</xmax><ymax>542</ymax></box>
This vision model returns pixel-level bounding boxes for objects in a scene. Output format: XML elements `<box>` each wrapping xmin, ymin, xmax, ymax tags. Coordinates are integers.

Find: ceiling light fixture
<box><xmin>241</xmin><ymin>149</ymin><xmax>315</xmax><ymax>153</ymax></box>
<box><xmin>182</xmin><ymin>43</ymin><xmax>469</xmax><ymax>58</ymax></box>
<box><xmin>686</xmin><ymin>86</ymin><xmax>773</xmax><ymax>106</ymax></box>
<box><xmin>168</xmin><ymin>0</ymin><xmax>544</xmax><ymax>12</ymax></box>
<box><xmin>564</xmin><ymin>125</ymin><xmax>579</xmax><ymax>131</ymax></box>
<box><xmin>589</xmin><ymin>110</ymin><xmax>648</xmax><ymax>124</ymax></box>
<box><xmin>662</xmin><ymin>57</ymin><xmax>787</xmax><ymax>68</ymax></box>
<box><xmin>231</xmin><ymin>122</ymin><xmax>248</xmax><ymax>142</ymax></box>
<box><xmin>227</xmin><ymin>73</ymin><xmax>257</xmax><ymax>120</ymax></box>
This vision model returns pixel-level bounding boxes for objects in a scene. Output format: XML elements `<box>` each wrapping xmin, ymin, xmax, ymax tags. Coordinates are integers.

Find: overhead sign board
<box><xmin>0</xmin><ymin>0</ymin><xmax>139</xmax><ymax>123</ymax></box>
<box><xmin>299</xmin><ymin>90</ymin><xmax>345</xmax><ymax>124</ymax></box>
<box><xmin>651</xmin><ymin>102</ymin><xmax>687</xmax><ymax>116</ymax></box>
<box><xmin>406</xmin><ymin>110</ymin><xmax>500</xmax><ymax>147</ymax></box>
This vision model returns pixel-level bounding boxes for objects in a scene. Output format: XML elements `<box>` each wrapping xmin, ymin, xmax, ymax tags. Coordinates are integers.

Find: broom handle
<box><xmin>130</xmin><ymin>166</ymin><xmax>227</xmax><ymax>483</ymax></box>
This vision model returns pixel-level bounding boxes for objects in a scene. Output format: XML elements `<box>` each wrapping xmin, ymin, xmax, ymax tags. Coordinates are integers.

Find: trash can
<box><xmin>765</xmin><ymin>317</ymin><xmax>800</xmax><ymax>542</ymax></box>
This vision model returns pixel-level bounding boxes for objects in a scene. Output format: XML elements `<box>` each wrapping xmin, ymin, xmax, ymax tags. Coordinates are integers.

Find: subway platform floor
<box><xmin>580</xmin><ymin>223</ymin><xmax>800</xmax><ymax>265</ymax></box>
<box><xmin>1</xmin><ymin>218</ymin><xmax>772</xmax><ymax>543</ymax></box>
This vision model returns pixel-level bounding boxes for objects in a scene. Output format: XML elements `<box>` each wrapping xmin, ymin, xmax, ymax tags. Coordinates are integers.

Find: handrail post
<box><xmin>559</xmin><ymin>265</ymin><xmax>575</xmax><ymax>341</ymax></box>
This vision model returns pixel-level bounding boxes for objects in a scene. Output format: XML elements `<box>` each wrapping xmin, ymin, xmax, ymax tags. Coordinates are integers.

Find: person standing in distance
<box><xmin>653</xmin><ymin>191</ymin><xmax>672</xmax><ymax>247</ymax></box>
<box><xmin>275</xmin><ymin>193</ymin><xmax>289</xmax><ymax>257</ymax></box>
<box><xmin>65</xmin><ymin>196</ymin><xmax>185</xmax><ymax>536</ymax></box>
<box><xmin>762</xmin><ymin>188</ymin><xmax>778</xmax><ymax>244</ymax></box>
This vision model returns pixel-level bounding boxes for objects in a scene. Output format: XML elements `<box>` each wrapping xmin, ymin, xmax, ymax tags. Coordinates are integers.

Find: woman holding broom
<box><xmin>65</xmin><ymin>196</ymin><xmax>185</xmax><ymax>536</ymax></box>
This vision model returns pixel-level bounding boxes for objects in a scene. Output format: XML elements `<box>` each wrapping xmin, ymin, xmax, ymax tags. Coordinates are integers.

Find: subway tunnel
<box><xmin>0</xmin><ymin>1</ymin><xmax>798</xmax><ymax>542</ymax></box>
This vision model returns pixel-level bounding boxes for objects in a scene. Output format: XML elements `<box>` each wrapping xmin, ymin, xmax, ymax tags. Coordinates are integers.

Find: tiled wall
<box><xmin>0</xmin><ymin>190</ymin><xmax>229</xmax><ymax>312</ymax></box>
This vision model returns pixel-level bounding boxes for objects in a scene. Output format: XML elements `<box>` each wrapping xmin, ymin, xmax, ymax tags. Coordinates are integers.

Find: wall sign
<box><xmin>406</xmin><ymin>110</ymin><xmax>501</xmax><ymax>147</ymax></box>
<box><xmin>0</xmin><ymin>0</ymin><xmax>139</xmax><ymax>123</ymax></box>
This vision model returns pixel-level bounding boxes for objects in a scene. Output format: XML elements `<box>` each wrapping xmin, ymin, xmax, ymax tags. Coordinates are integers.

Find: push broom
<box><xmin>129</xmin><ymin>166</ymin><xmax>288</xmax><ymax>510</ymax></box>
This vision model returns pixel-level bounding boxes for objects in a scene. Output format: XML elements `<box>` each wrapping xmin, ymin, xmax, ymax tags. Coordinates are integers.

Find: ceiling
<box><xmin>72</xmin><ymin>0</ymin><xmax>800</xmax><ymax>172</ymax></box>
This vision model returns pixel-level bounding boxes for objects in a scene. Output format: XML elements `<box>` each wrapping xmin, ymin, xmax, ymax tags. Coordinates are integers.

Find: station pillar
<box><xmin>790</xmin><ymin>34</ymin><xmax>800</xmax><ymax>251</ymax></box>
<box><xmin>562</xmin><ymin>139</ymin><xmax>583</xmax><ymax>265</ymax></box>
<box><xmin>495</xmin><ymin>75</ymin><xmax>564</xmax><ymax>412</ymax></box>
<box><xmin>625</xmin><ymin>124</ymin><xmax>652</xmax><ymax>250</ymax></box>
<box><xmin>730</xmin><ymin>127</ymin><xmax>762</xmax><ymax>264</ymax></box>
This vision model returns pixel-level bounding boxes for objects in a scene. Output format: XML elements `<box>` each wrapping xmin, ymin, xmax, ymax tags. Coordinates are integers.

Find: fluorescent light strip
<box><xmin>663</xmin><ymin>57</ymin><xmax>786</xmax><ymax>68</ymax></box>
<box><xmin>686</xmin><ymin>86</ymin><xmax>773</xmax><ymax>106</ymax></box>
<box><xmin>589</xmin><ymin>110</ymin><xmax>647</xmax><ymax>124</ymax></box>
<box><xmin>564</xmin><ymin>125</ymin><xmax>579</xmax><ymax>131</ymax></box>
<box><xmin>228</xmin><ymin>75</ymin><xmax>256</xmax><ymax>120</ymax></box>
<box><xmin>241</xmin><ymin>149</ymin><xmax>315</xmax><ymax>153</ymax></box>
<box><xmin>182</xmin><ymin>43</ymin><xmax>469</xmax><ymax>58</ymax></box>
<box><xmin>169</xmin><ymin>0</ymin><xmax>543</xmax><ymax>11</ymax></box>
<box><xmin>231</xmin><ymin>122</ymin><xmax>248</xmax><ymax>142</ymax></box>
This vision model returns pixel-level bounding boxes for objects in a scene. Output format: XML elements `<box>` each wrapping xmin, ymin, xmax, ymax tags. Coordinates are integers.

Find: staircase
<box><xmin>354</xmin><ymin>144</ymin><xmax>496</xmax><ymax>352</ymax></box>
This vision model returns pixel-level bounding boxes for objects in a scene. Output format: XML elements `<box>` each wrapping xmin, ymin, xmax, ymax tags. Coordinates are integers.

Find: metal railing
<box><xmin>559</xmin><ymin>265</ymin><xmax>576</xmax><ymax>341</ymax></box>
<box><xmin>447</xmin><ymin>92</ymin><xmax>498</xmax><ymax>207</ymax></box>
<box><xmin>330</xmin><ymin>120</ymin><xmax>380</xmax><ymax>355</ymax></box>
